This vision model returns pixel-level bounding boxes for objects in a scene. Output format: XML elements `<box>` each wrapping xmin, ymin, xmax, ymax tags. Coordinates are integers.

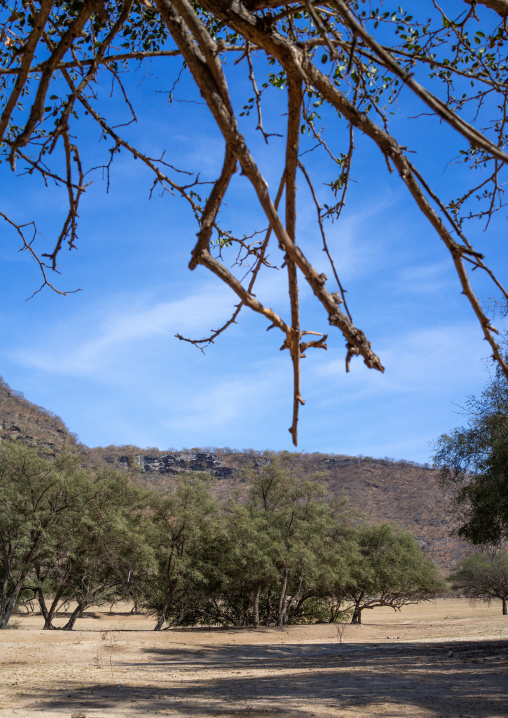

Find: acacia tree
<box><xmin>339</xmin><ymin>523</ymin><xmax>444</xmax><ymax>624</ymax></box>
<box><xmin>37</xmin><ymin>467</ymin><xmax>152</xmax><ymax>630</ymax></box>
<box><xmin>450</xmin><ymin>550</ymin><xmax>508</xmax><ymax>615</ymax></box>
<box><xmin>241</xmin><ymin>459</ymin><xmax>354</xmax><ymax>625</ymax></box>
<box><xmin>147</xmin><ymin>472</ymin><xmax>217</xmax><ymax>630</ymax></box>
<box><xmin>155</xmin><ymin>462</ymin><xmax>355</xmax><ymax>628</ymax></box>
<box><xmin>2</xmin><ymin>1</ymin><xmax>508</xmax><ymax>442</ymax></box>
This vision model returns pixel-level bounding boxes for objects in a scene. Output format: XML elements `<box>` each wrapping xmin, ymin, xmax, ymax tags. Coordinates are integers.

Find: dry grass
<box><xmin>1</xmin><ymin>599</ymin><xmax>507</xmax><ymax>717</ymax></box>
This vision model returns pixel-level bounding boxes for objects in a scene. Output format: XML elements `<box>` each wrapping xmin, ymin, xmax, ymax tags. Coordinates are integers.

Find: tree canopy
<box><xmin>433</xmin><ymin>362</ymin><xmax>508</xmax><ymax>545</ymax></box>
<box><xmin>2</xmin><ymin>1</ymin><xmax>508</xmax><ymax>442</ymax></box>
<box><xmin>0</xmin><ymin>441</ymin><xmax>443</xmax><ymax>629</ymax></box>
<box><xmin>450</xmin><ymin>549</ymin><xmax>508</xmax><ymax>615</ymax></box>
<box><xmin>337</xmin><ymin>523</ymin><xmax>445</xmax><ymax>624</ymax></box>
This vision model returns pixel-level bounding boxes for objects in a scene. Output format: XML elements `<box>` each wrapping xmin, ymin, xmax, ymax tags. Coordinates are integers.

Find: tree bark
<box><xmin>350</xmin><ymin>594</ymin><xmax>364</xmax><ymax>625</ymax></box>
<box><xmin>464</xmin><ymin>0</ymin><xmax>508</xmax><ymax>17</ymax></box>
<box><xmin>37</xmin><ymin>587</ymin><xmax>49</xmax><ymax>623</ymax></box>
<box><xmin>62</xmin><ymin>602</ymin><xmax>85</xmax><ymax>631</ymax></box>
<box><xmin>43</xmin><ymin>583</ymin><xmax>69</xmax><ymax>630</ymax></box>
<box><xmin>0</xmin><ymin>577</ymin><xmax>26</xmax><ymax>629</ymax></box>
<box><xmin>253</xmin><ymin>583</ymin><xmax>261</xmax><ymax>628</ymax></box>
<box><xmin>154</xmin><ymin>584</ymin><xmax>176</xmax><ymax>631</ymax></box>
<box><xmin>277</xmin><ymin>567</ymin><xmax>289</xmax><ymax>626</ymax></box>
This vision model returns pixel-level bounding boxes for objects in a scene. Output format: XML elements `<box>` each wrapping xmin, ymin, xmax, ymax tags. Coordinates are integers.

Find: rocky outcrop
<box><xmin>115</xmin><ymin>451</ymin><xmax>236</xmax><ymax>479</ymax></box>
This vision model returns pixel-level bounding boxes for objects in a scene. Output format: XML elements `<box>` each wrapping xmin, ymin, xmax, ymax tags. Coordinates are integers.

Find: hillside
<box><xmin>0</xmin><ymin>377</ymin><xmax>467</xmax><ymax>570</ymax></box>
<box><xmin>91</xmin><ymin>447</ymin><xmax>468</xmax><ymax>571</ymax></box>
<box><xmin>0</xmin><ymin>377</ymin><xmax>77</xmax><ymax>453</ymax></box>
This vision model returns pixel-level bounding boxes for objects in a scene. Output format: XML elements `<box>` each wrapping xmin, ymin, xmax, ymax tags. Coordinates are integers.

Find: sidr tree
<box><xmin>2</xmin><ymin>1</ymin><xmax>508</xmax><ymax>442</ymax></box>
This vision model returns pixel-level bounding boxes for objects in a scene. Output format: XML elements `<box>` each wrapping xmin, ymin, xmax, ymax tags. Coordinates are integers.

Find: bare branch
<box><xmin>463</xmin><ymin>0</ymin><xmax>508</xmax><ymax>16</ymax></box>
<box><xmin>0</xmin><ymin>212</ymin><xmax>80</xmax><ymax>299</ymax></box>
<box><xmin>160</xmin><ymin>0</ymin><xmax>384</xmax><ymax>375</ymax></box>
<box><xmin>285</xmin><ymin>75</ymin><xmax>304</xmax><ymax>447</ymax></box>
<box><xmin>200</xmin><ymin>0</ymin><xmax>508</xmax><ymax>379</ymax></box>
<box><xmin>181</xmin><ymin>172</ymin><xmax>287</xmax><ymax>349</ymax></box>
<box><xmin>8</xmin><ymin>1</ymin><xmax>98</xmax><ymax>168</ymax></box>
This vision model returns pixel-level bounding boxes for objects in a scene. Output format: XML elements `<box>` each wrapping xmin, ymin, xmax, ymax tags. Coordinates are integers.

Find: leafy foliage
<box><xmin>338</xmin><ymin>523</ymin><xmax>445</xmax><ymax>624</ymax></box>
<box><xmin>433</xmin><ymin>366</ymin><xmax>508</xmax><ymax>544</ymax></box>
<box><xmin>0</xmin><ymin>442</ymin><xmax>445</xmax><ymax>629</ymax></box>
<box><xmin>450</xmin><ymin>550</ymin><xmax>508</xmax><ymax>615</ymax></box>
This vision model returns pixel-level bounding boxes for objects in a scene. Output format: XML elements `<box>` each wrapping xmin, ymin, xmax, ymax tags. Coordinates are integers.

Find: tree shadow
<box><xmin>21</xmin><ymin>640</ymin><xmax>508</xmax><ymax>717</ymax></box>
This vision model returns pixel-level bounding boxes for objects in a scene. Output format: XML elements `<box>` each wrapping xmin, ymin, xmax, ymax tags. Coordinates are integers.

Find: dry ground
<box><xmin>1</xmin><ymin>599</ymin><xmax>507</xmax><ymax>718</ymax></box>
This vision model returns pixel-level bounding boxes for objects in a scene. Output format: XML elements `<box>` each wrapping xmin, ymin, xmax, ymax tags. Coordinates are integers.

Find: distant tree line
<box><xmin>0</xmin><ymin>441</ymin><xmax>445</xmax><ymax>631</ymax></box>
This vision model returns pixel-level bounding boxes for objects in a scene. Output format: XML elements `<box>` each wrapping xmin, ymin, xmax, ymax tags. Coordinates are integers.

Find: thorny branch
<box><xmin>0</xmin><ymin>212</ymin><xmax>80</xmax><ymax>300</ymax></box>
<box><xmin>177</xmin><ymin>172</ymin><xmax>287</xmax><ymax>350</ymax></box>
<box><xmin>2</xmin><ymin>1</ymin><xmax>508</xmax><ymax>442</ymax></box>
<box><xmin>284</xmin><ymin>75</ymin><xmax>304</xmax><ymax>446</ymax></box>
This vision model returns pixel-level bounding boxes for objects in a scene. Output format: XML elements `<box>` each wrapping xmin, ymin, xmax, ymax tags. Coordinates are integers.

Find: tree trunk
<box><xmin>43</xmin><ymin>581</ymin><xmax>70</xmax><ymax>629</ymax></box>
<box><xmin>37</xmin><ymin>587</ymin><xmax>49</xmax><ymax>622</ymax></box>
<box><xmin>62</xmin><ymin>602</ymin><xmax>85</xmax><ymax>631</ymax></box>
<box><xmin>154</xmin><ymin>587</ymin><xmax>174</xmax><ymax>631</ymax></box>
<box><xmin>350</xmin><ymin>606</ymin><xmax>362</xmax><ymax>624</ymax></box>
<box><xmin>0</xmin><ymin>577</ymin><xmax>26</xmax><ymax>629</ymax></box>
<box><xmin>284</xmin><ymin>578</ymin><xmax>304</xmax><ymax>625</ymax></box>
<box><xmin>277</xmin><ymin>567</ymin><xmax>289</xmax><ymax>626</ymax></box>
<box><xmin>1</xmin><ymin>547</ymin><xmax>13</xmax><ymax>624</ymax></box>
<box><xmin>253</xmin><ymin>583</ymin><xmax>261</xmax><ymax>628</ymax></box>
<box><xmin>350</xmin><ymin>594</ymin><xmax>364</xmax><ymax>625</ymax></box>
<box><xmin>502</xmin><ymin>597</ymin><xmax>507</xmax><ymax>615</ymax></box>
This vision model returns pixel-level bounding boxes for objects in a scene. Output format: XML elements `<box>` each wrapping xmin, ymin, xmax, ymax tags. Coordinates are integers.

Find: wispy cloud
<box><xmin>393</xmin><ymin>260</ymin><xmax>455</xmax><ymax>294</ymax></box>
<box><xmin>14</xmin><ymin>282</ymin><xmax>241</xmax><ymax>379</ymax></box>
<box><xmin>162</xmin><ymin>362</ymin><xmax>286</xmax><ymax>435</ymax></box>
<box><xmin>313</xmin><ymin>322</ymin><xmax>488</xmax><ymax>399</ymax></box>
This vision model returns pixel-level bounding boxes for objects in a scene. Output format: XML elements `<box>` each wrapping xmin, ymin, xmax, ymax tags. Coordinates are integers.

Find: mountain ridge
<box><xmin>0</xmin><ymin>377</ymin><xmax>468</xmax><ymax>570</ymax></box>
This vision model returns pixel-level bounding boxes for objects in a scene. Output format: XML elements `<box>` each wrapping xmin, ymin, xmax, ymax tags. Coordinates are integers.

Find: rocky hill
<box><xmin>90</xmin><ymin>446</ymin><xmax>468</xmax><ymax>571</ymax></box>
<box><xmin>0</xmin><ymin>377</ymin><xmax>77</xmax><ymax>453</ymax></box>
<box><xmin>0</xmin><ymin>377</ymin><xmax>468</xmax><ymax>570</ymax></box>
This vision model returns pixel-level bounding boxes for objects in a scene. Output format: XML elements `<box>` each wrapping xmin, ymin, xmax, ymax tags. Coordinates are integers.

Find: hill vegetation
<box><xmin>0</xmin><ymin>441</ymin><xmax>445</xmax><ymax>631</ymax></box>
<box><xmin>0</xmin><ymin>377</ymin><xmax>77</xmax><ymax>454</ymax></box>
<box><xmin>0</xmin><ymin>376</ymin><xmax>468</xmax><ymax>571</ymax></box>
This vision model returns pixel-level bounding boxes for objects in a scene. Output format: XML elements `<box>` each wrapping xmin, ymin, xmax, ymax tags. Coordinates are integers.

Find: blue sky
<box><xmin>1</xmin><ymin>9</ymin><xmax>507</xmax><ymax>463</ymax></box>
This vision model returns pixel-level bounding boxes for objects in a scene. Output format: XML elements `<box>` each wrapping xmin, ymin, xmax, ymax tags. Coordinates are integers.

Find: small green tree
<box><xmin>239</xmin><ymin>459</ymin><xmax>355</xmax><ymax>626</ymax></box>
<box><xmin>339</xmin><ymin>524</ymin><xmax>444</xmax><ymax>624</ymax></box>
<box><xmin>244</xmin><ymin>460</ymin><xmax>337</xmax><ymax>626</ymax></box>
<box><xmin>450</xmin><ymin>551</ymin><xmax>508</xmax><ymax>616</ymax></box>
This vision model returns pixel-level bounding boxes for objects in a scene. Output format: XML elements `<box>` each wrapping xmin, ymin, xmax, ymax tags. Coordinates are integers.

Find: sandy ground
<box><xmin>0</xmin><ymin>599</ymin><xmax>507</xmax><ymax>717</ymax></box>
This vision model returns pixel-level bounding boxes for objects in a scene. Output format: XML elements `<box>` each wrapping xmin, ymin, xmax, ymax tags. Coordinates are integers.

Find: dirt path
<box><xmin>1</xmin><ymin>599</ymin><xmax>507</xmax><ymax>717</ymax></box>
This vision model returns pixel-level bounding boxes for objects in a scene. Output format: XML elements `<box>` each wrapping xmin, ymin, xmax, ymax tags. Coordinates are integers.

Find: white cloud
<box><xmin>313</xmin><ymin>322</ymin><xmax>488</xmax><ymax>400</ymax></box>
<box><xmin>162</xmin><ymin>364</ymin><xmax>284</xmax><ymax>434</ymax></box>
<box><xmin>14</xmin><ymin>282</ymin><xmax>241</xmax><ymax>379</ymax></box>
<box><xmin>394</xmin><ymin>260</ymin><xmax>455</xmax><ymax>294</ymax></box>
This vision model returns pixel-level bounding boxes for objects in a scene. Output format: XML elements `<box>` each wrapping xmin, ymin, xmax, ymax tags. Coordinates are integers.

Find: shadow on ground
<box><xmin>24</xmin><ymin>640</ymin><xmax>508</xmax><ymax>717</ymax></box>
